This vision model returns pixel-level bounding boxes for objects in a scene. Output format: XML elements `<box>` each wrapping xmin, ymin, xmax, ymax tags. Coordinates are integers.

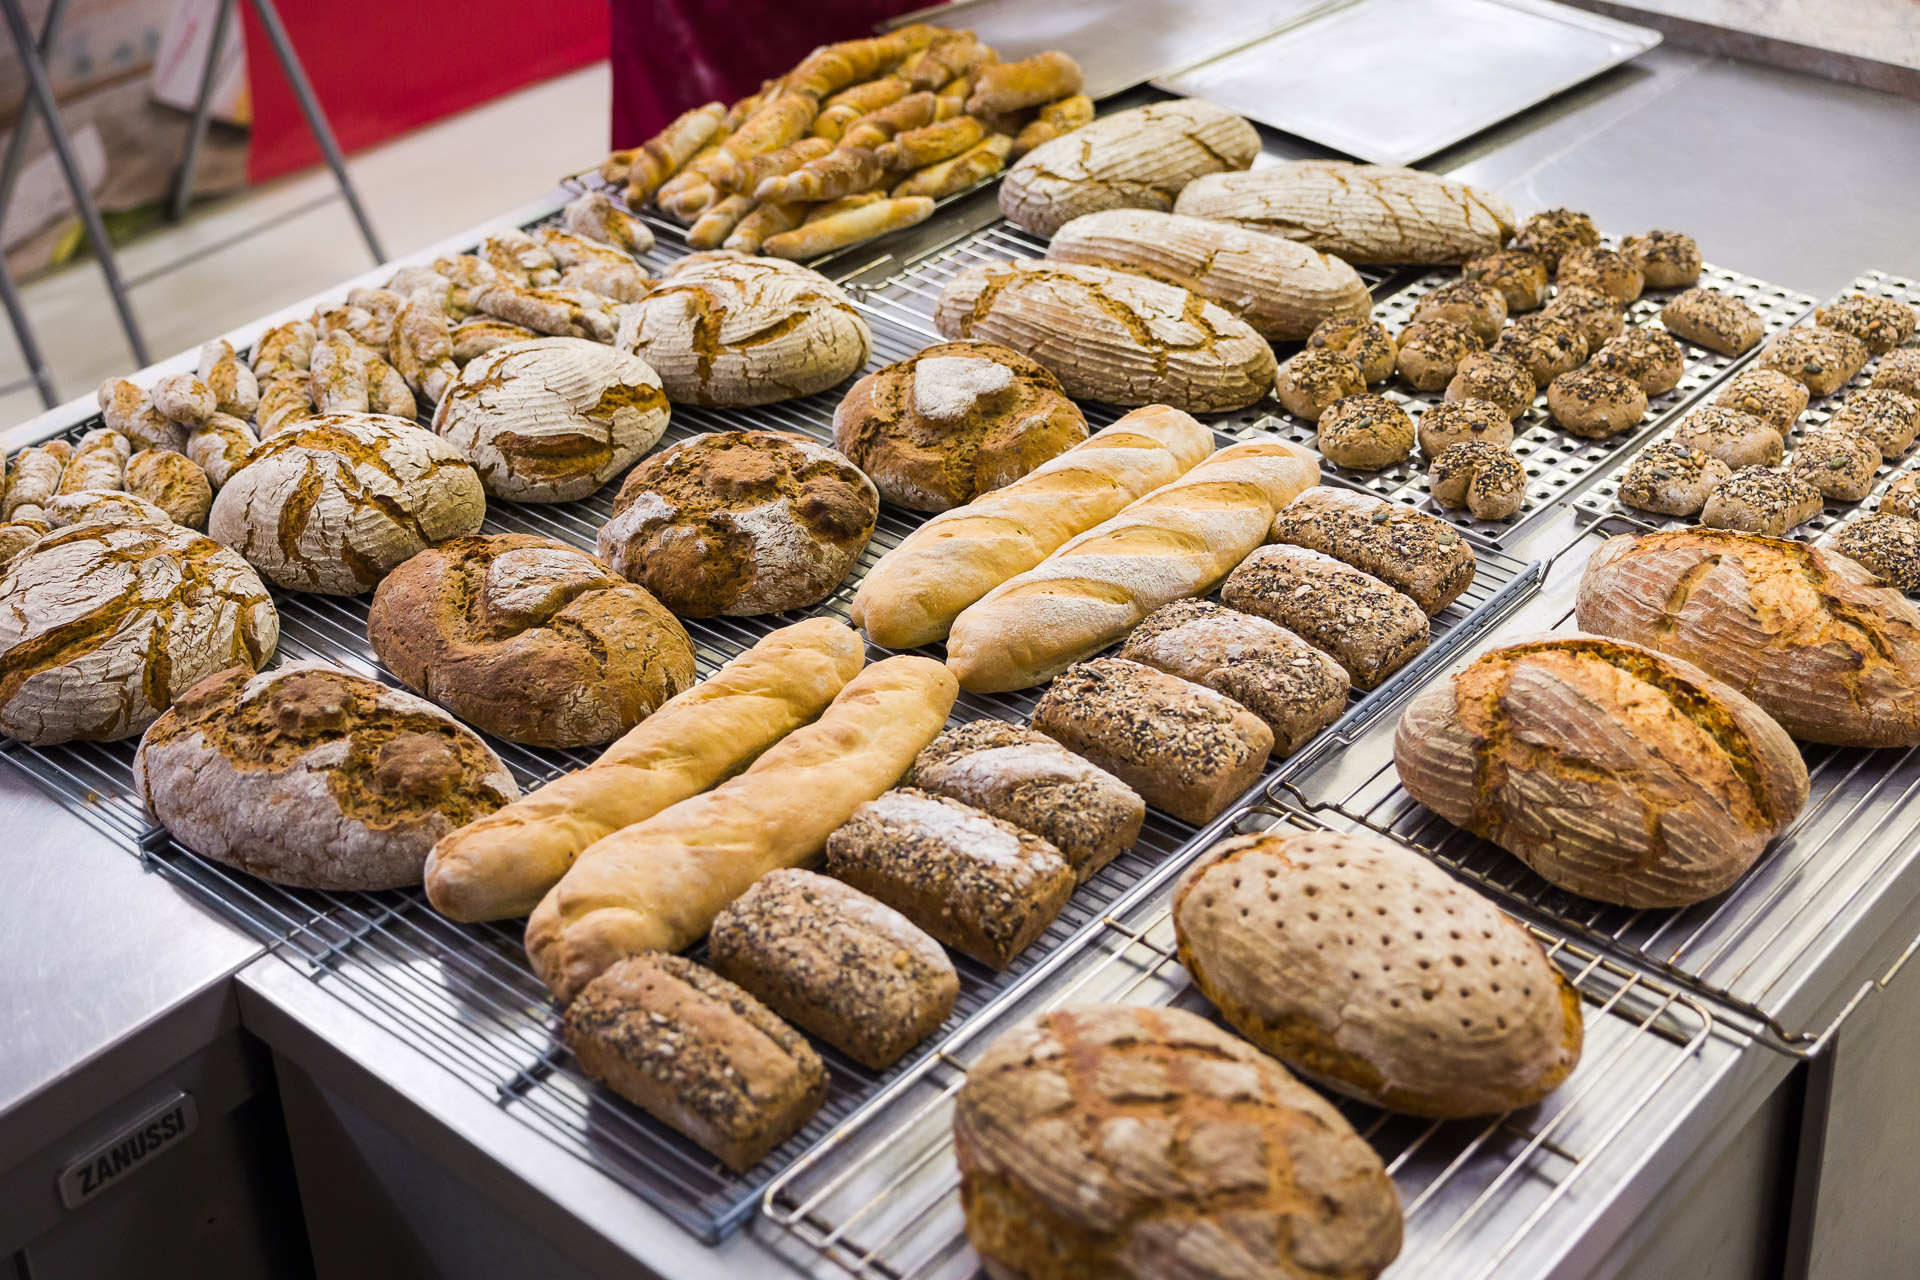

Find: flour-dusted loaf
<box><xmin>426</xmin><ymin>618</ymin><xmax>863</xmax><ymax>922</ymax></box>
<box><xmin>56</xmin><ymin>427</ymin><xmax>129</xmax><ymax>494</ymax></box>
<box><xmin>0</xmin><ymin>522</ymin><xmax>277</xmax><ymax>745</ymax></box>
<box><xmin>955</xmin><ymin>1004</ymin><xmax>1403</xmax><ymax>1280</ymax></box>
<box><xmin>208</xmin><ymin>413</ymin><xmax>485</xmax><ymax>595</ymax></box>
<box><xmin>1270</xmin><ymin>486</ymin><xmax>1477</xmax><ymax>616</ymax></box>
<box><xmin>1175</xmin><ymin>829</ymin><xmax>1582</xmax><ymax>1117</ymax></box>
<box><xmin>934</xmin><ymin>258</ymin><xmax>1277</xmax><ymax>413</ymax></box>
<box><xmin>186</xmin><ymin>414</ymin><xmax>259</xmax><ymax>489</ymax></box>
<box><xmin>431</xmin><ymin>337</ymin><xmax>669</xmax><ymax>502</ymax></box>
<box><xmin>1577</xmin><ymin>528</ymin><xmax>1920</xmax><ymax>746</ymax></box>
<box><xmin>596</xmin><ymin>430</ymin><xmax>877</xmax><ymax>617</ymax></box>
<box><xmin>946</xmin><ymin>441</ymin><xmax>1320</xmax><ymax>692</ymax></box>
<box><xmin>851</xmin><ymin>406</ymin><xmax>1214</xmax><ymax>649</ymax></box>
<box><xmin>1046</xmin><ymin>209</ymin><xmax>1372</xmax><ymax>341</ymax></box>
<box><xmin>1395</xmin><ymin>633</ymin><xmax>1809</xmax><ymax>907</ymax></box>
<box><xmin>708</xmin><ymin>869</ymin><xmax>957</xmax><ymax>1070</ymax></box>
<box><xmin>825</xmin><ymin>787</ymin><xmax>1076</xmax><ymax>969</ymax></box>
<box><xmin>997</xmin><ymin>99</ymin><xmax>1259</xmax><ymax>237</ymax></box>
<box><xmin>45</xmin><ymin>490</ymin><xmax>173</xmax><ymax>528</ymax></box>
<box><xmin>1174</xmin><ymin>161</ymin><xmax>1515</xmax><ymax>265</ymax></box>
<box><xmin>1224</xmin><ymin>545</ymin><xmax>1429</xmax><ymax>690</ymax></box>
<box><xmin>136</xmin><ymin>663</ymin><xmax>517</xmax><ymax>889</ymax></box>
<box><xmin>125</xmin><ymin>449</ymin><xmax>213</xmax><ymax>529</ymax></box>
<box><xmin>563</xmin><ymin>953</ymin><xmax>827</xmax><ymax>1172</ymax></box>
<box><xmin>615</xmin><ymin>255</ymin><xmax>871</xmax><ymax>406</ymax></box>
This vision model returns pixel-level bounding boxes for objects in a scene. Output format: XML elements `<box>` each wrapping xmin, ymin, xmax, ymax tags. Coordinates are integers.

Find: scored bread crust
<box><xmin>1173</xmin><ymin>830</ymin><xmax>1583</xmax><ymax>1119</ymax></box>
<box><xmin>1576</xmin><ymin>529</ymin><xmax>1920</xmax><ymax>746</ymax></box>
<box><xmin>1394</xmin><ymin>632</ymin><xmax>1809</xmax><ymax>908</ymax></box>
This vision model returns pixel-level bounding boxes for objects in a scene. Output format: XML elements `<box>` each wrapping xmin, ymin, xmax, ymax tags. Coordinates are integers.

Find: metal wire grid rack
<box><xmin>761</xmin><ymin>800</ymin><xmax>1718</xmax><ymax>1280</ymax></box>
<box><xmin>1576</xmin><ymin>270</ymin><xmax>1920</xmax><ymax>554</ymax></box>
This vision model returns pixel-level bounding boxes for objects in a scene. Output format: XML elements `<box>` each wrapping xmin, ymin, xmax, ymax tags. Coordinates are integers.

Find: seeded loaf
<box><xmin>1308</xmin><ymin>315</ymin><xmax>1397</xmax><ymax>384</ymax></box>
<box><xmin>708</xmin><ymin>869</ymin><xmax>957</xmax><ymax>1070</ymax></box>
<box><xmin>1616</xmin><ymin>441</ymin><xmax>1732</xmax><ymax>517</ymax></box>
<box><xmin>1790</xmin><ymin>428</ymin><xmax>1879</xmax><ymax>501</ymax></box>
<box><xmin>1277</xmin><ymin>349</ymin><xmax>1366</xmax><ymax>421</ymax></box>
<box><xmin>1829</xmin><ymin>388</ymin><xmax>1920</xmax><ymax>460</ymax></box>
<box><xmin>1428</xmin><ymin>441</ymin><xmax>1526</xmax><ymax>521</ymax></box>
<box><xmin>1446</xmin><ymin>352</ymin><xmax>1536</xmax><ymax>421</ymax></box>
<box><xmin>1541</xmin><ymin>284</ymin><xmax>1625</xmax><ymax>349</ymax></box>
<box><xmin>1465</xmin><ymin>247</ymin><xmax>1551</xmax><ymax>312</ymax></box>
<box><xmin>1395</xmin><ymin>633</ymin><xmax>1809</xmax><ymax>907</ymax></box>
<box><xmin>1714</xmin><ymin>368</ymin><xmax>1807</xmax><ymax>429</ymax></box>
<box><xmin>934</xmin><ymin>258</ymin><xmax>1277</xmax><ymax>414</ymax></box>
<box><xmin>563</xmin><ymin>953</ymin><xmax>826</xmax><ymax>1171</ymax></box>
<box><xmin>1411</xmin><ymin>278</ymin><xmax>1508</xmax><ymax>344</ymax></box>
<box><xmin>1672</xmin><ymin>405</ymin><xmax>1784</xmax><ymax>469</ymax></box>
<box><xmin>1223</xmin><ymin>545</ymin><xmax>1429</xmax><ymax>690</ymax></box>
<box><xmin>1621</xmin><ymin>229</ymin><xmax>1701</xmax><ymax>288</ymax></box>
<box><xmin>1871</xmin><ymin>349</ymin><xmax>1920</xmax><ymax>399</ymax></box>
<box><xmin>1577</xmin><ymin>529</ymin><xmax>1920</xmax><ymax>746</ymax></box>
<box><xmin>1175</xmin><ymin>829</ymin><xmax>1583</xmax><ymax>1117</ymax></box>
<box><xmin>1317</xmin><ymin>393</ymin><xmax>1415</xmax><ymax>471</ymax></box>
<box><xmin>136</xmin><ymin>663</ymin><xmax>517</xmax><ymax>889</ymax></box>
<box><xmin>1270</xmin><ymin>485</ymin><xmax>1477</xmax><ymax>615</ymax></box>
<box><xmin>1700</xmin><ymin>466</ymin><xmax>1824</xmax><ymax>537</ymax></box>
<box><xmin>1829</xmin><ymin>513</ymin><xmax>1920</xmax><ymax>593</ymax></box>
<box><xmin>1512</xmin><ymin>209</ymin><xmax>1598</xmax><ymax>271</ymax></box>
<box><xmin>1816</xmin><ymin>293</ymin><xmax>1916</xmax><ymax>355</ymax></box>
<box><xmin>1759</xmin><ymin>326</ymin><xmax>1870</xmax><ymax>397</ymax></box>
<box><xmin>997</xmin><ymin>99</ymin><xmax>1259</xmax><ymax>237</ymax></box>
<box><xmin>1660</xmin><ymin>287</ymin><xmax>1763</xmax><ymax>356</ymax></box>
<box><xmin>826</xmin><ymin>787</ymin><xmax>1075</xmax><ymax>969</ymax></box>
<box><xmin>426</xmin><ymin>618</ymin><xmax>863</xmax><ymax>922</ymax></box>
<box><xmin>946</xmin><ymin>441</ymin><xmax>1320</xmax><ymax>692</ymax></box>
<box><xmin>955</xmin><ymin>1004</ymin><xmax>1403</xmax><ymax>1280</ymax></box>
<box><xmin>1492</xmin><ymin>312</ymin><xmax>1587</xmax><ymax>385</ymax></box>
<box><xmin>526</xmin><ymin>656</ymin><xmax>958</xmax><ymax>1003</ymax></box>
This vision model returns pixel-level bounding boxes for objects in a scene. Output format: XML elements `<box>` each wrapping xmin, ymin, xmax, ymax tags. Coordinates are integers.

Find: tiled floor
<box><xmin>0</xmin><ymin>61</ymin><xmax>612</xmax><ymax>431</ymax></box>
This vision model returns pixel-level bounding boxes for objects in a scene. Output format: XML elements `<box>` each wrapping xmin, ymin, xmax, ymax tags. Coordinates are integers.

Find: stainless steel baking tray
<box><xmin>1153</xmin><ymin>0</ymin><xmax>1661</xmax><ymax>166</ymax></box>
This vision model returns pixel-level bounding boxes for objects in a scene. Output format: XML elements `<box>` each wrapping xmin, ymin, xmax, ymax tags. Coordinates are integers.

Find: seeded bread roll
<box><xmin>1513</xmin><ymin>208</ymin><xmax>1598</xmax><ymax>271</ymax></box>
<box><xmin>1175</xmin><ymin>829</ymin><xmax>1583</xmax><ymax>1117</ymax></box>
<box><xmin>1701</xmin><ymin>466</ymin><xmax>1824</xmax><ymax>537</ymax></box>
<box><xmin>1621</xmin><ymin>230</ymin><xmax>1701</xmax><ymax>288</ymax></box>
<box><xmin>1307</xmin><ymin>315</ymin><xmax>1396</xmax><ymax>384</ymax></box>
<box><xmin>1224</xmin><ymin>544</ymin><xmax>1428</xmax><ymax>689</ymax></box>
<box><xmin>1672</xmin><ymin>405</ymin><xmax>1785</xmax><ymax>468</ymax></box>
<box><xmin>1790</xmin><ymin>429</ymin><xmax>1880</xmax><ymax>501</ymax></box>
<box><xmin>1589</xmin><ymin>327</ymin><xmax>1685</xmax><ymax>395</ymax></box>
<box><xmin>1556</xmin><ymin>246</ymin><xmax>1642</xmax><ymax>303</ymax></box>
<box><xmin>1883</xmin><ymin>475</ymin><xmax>1920</xmax><ymax>520</ymax></box>
<box><xmin>1030</xmin><ymin>657</ymin><xmax>1272</xmax><ymax>825</ymax></box>
<box><xmin>1714</xmin><ymin>368</ymin><xmax>1807</xmax><ymax>429</ymax></box>
<box><xmin>1395</xmin><ymin>319</ymin><xmax>1482</xmax><ymax>392</ymax></box>
<box><xmin>1428</xmin><ymin>441</ymin><xmax>1526</xmax><ymax>520</ymax></box>
<box><xmin>1828</xmin><ymin>513</ymin><xmax>1920</xmax><ymax>593</ymax></box>
<box><xmin>1492</xmin><ymin>312</ymin><xmax>1587</xmax><ymax>384</ymax></box>
<box><xmin>908</xmin><ymin>720</ymin><xmax>1145</xmax><ymax>884</ymax></box>
<box><xmin>1760</xmin><ymin>326</ymin><xmax>1871</xmax><ymax>397</ymax></box>
<box><xmin>1270</xmin><ymin>485</ymin><xmax>1476</xmax><ymax>615</ymax></box>
<box><xmin>563</xmin><ymin>953</ymin><xmax>826</xmax><ymax>1172</ymax></box>
<box><xmin>1816</xmin><ymin>293</ymin><xmax>1916</xmax><ymax>355</ymax></box>
<box><xmin>1276</xmin><ymin>348</ymin><xmax>1366</xmax><ymax>421</ymax></box>
<box><xmin>1119</xmin><ymin>599</ymin><xmax>1349</xmax><ymax>757</ymax></box>
<box><xmin>1418</xmin><ymin>398</ymin><xmax>1514</xmax><ymax>457</ymax></box>
<box><xmin>1411</xmin><ymin>278</ymin><xmax>1508</xmax><ymax>344</ymax></box>
<box><xmin>1316</xmin><ymin>393</ymin><xmax>1414</xmax><ymax>469</ymax></box>
<box><xmin>708</xmin><ymin>869</ymin><xmax>956</xmax><ymax>1070</ymax></box>
<box><xmin>1617</xmin><ymin>440</ymin><xmax>1732</xmax><ymax>516</ymax></box>
<box><xmin>1464</xmin><ymin>247</ymin><xmax>1550</xmax><ymax>312</ymax></box>
<box><xmin>1661</xmin><ymin>286</ymin><xmax>1765</xmax><ymax>356</ymax></box>
<box><xmin>1446</xmin><ymin>351</ymin><xmax>1535</xmax><ymax>420</ymax></box>
<box><xmin>1828</xmin><ymin>389</ymin><xmax>1920</xmax><ymax>460</ymax></box>
<box><xmin>1541</xmin><ymin>284</ymin><xmax>1626</xmax><ymax>348</ymax></box>
<box><xmin>826</xmin><ymin>787</ymin><xmax>1075</xmax><ymax>969</ymax></box>
<box><xmin>1546</xmin><ymin>367</ymin><xmax>1646</xmax><ymax>438</ymax></box>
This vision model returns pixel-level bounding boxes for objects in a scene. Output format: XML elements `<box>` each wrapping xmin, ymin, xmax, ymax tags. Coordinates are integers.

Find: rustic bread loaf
<box><xmin>1828</xmin><ymin>513</ymin><xmax>1920</xmax><ymax>593</ymax></box>
<box><xmin>208</xmin><ymin>414</ymin><xmax>485</xmax><ymax>595</ymax></box>
<box><xmin>1759</xmin><ymin>326</ymin><xmax>1870</xmax><ymax>396</ymax></box>
<box><xmin>56</xmin><ymin>427</ymin><xmax>129</xmax><ymax>494</ymax></box>
<box><xmin>1270</xmin><ymin>485</ymin><xmax>1477</xmax><ymax>616</ymax></box>
<box><xmin>1174</xmin><ymin>829</ymin><xmax>1583</xmax><ymax>1117</ymax></box>
<box><xmin>431</xmin><ymin>338</ymin><xmax>669</xmax><ymax>502</ymax></box>
<box><xmin>1615</xmin><ymin>440</ymin><xmax>1732</xmax><ymax>517</ymax></box>
<box><xmin>3</xmin><ymin>440</ymin><xmax>70</xmax><ymax>520</ymax></box>
<box><xmin>708</xmin><ymin>869</ymin><xmax>957</xmax><ymax>1070</ymax></box>
<box><xmin>831</xmin><ymin>341</ymin><xmax>1087</xmax><ymax>513</ymax></box>
<box><xmin>135</xmin><ymin>663</ymin><xmax>517</xmax><ymax>889</ymax></box>
<box><xmin>1428</xmin><ymin>440</ymin><xmax>1526</xmax><ymax>520</ymax></box>
<box><xmin>125</xmin><ymin>449</ymin><xmax>213</xmax><ymax>529</ymax></box>
<box><xmin>1882</xmin><ymin>474</ymin><xmax>1920</xmax><ymax>520</ymax></box>
<box><xmin>1031</xmin><ymin>658</ymin><xmax>1273</xmax><ymax>825</ymax></box>
<box><xmin>526</xmin><ymin>657</ymin><xmax>957</xmax><ymax>1002</ymax></box>
<box><xmin>1713</xmin><ymin>368</ymin><xmax>1807</xmax><ymax>429</ymax></box>
<box><xmin>596</xmin><ymin>430</ymin><xmax>876</xmax><ymax>617</ymax></box>
<box><xmin>933</xmin><ymin>258</ymin><xmax>1277</xmax><ymax>413</ymax></box>
<box><xmin>45</xmin><ymin>490</ymin><xmax>173</xmax><ymax>528</ymax></box>
<box><xmin>1577</xmin><ymin>528</ymin><xmax>1920</xmax><ymax>746</ymax></box>
<box><xmin>426</xmin><ymin>618</ymin><xmax>863</xmax><ymax>922</ymax></box>
<box><xmin>186</xmin><ymin>414</ymin><xmax>259</xmax><ymax>489</ymax></box>
<box><xmin>1660</xmin><ymin>287</ymin><xmax>1764</xmax><ymax>356</ymax></box>
<box><xmin>0</xmin><ymin>519</ymin><xmax>47</xmax><ymax>569</ymax></box>
<box><xmin>1546</xmin><ymin>367</ymin><xmax>1646</xmax><ymax>439</ymax></box>
<box><xmin>945</xmin><ymin>441</ymin><xmax>1320</xmax><ymax>692</ymax></box>
<box><xmin>1223</xmin><ymin>545</ymin><xmax>1428</xmax><ymax>689</ymax></box>
<box><xmin>826</xmin><ymin>787</ymin><xmax>1075</xmax><ymax>969</ymax></box>
<box><xmin>1395</xmin><ymin>633</ymin><xmax>1809</xmax><ymax>907</ymax></box>
<box><xmin>955</xmin><ymin>1004</ymin><xmax>1402</xmax><ymax>1280</ymax></box>
<box><xmin>998</xmin><ymin>99</ymin><xmax>1258</xmax><ymax>237</ymax></box>
<box><xmin>98</xmin><ymin>378</ymin><xmax>185</xmax><ymax>453</ymax></box>
<box><xmin>197</xmin><ymin>338</ymin><xmax>260</xmax><ymax>419</ymax></box>
<box><xmin>0</xmin><ymin>523</ymin><xmax>277</xmax><ymax>745</ymax></box>
<box><xmin>1174</xmin><ymin>161</ymin><xmax>1514</xmax><ymax>265</ymax></box>
<box><xmin>1045</xmin><ymin>209</ymin><xmax>1372</xmax><ymax>341</ymax></box>
<box><xmin>563</xmin><ymin>953</ymin><xmax>826</xmax><ymax>1172</ymax></box>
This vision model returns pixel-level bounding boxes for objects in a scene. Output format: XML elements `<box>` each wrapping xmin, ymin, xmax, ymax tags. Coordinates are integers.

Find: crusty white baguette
<box><xmin>525</xmin><ymin>656</ymin><xmax>959</xmax><ymax>1003</ymax></box>
<box><xmin>850</xmin><ymin>406</ymin><xmax>1216</xmax><ymax>650</ymax></box>
<box><xmin>946</xmin><ymin>440</ymin><xmax>1322</xmax><ymax>692</ymax></box>
<box><xmin>425</xmin><ymin>619</ymin><xmax>864</xmax><ymax>922</ymax></box>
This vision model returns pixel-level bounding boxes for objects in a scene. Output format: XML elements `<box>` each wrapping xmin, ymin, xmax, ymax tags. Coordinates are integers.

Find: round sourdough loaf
<box><xmin>0</xmin><ymin>522</ymin><xmax>278</xmax><ymax>745</ymax></box>
<box><xmin>1395</xmin><ymin>633</ymin><xmax>1809</xmax><ymax>907</ymax></box>
<box><xmin>135</xmin><ymin>662</ymin><xmax>518</xmax><ymax>890</ymax></box>
<box><xmin>614</xmin><ymin>255</ymin><xmax>871</xmax><ymax>406</ymax></box>
<box><xmin>596</xmin><ymin>431</ymin><xmax>877</xmax><ymax>617</ymax></box>
<box><xmin>1174</xmin><ymin>829</ymin><xmax>1583</xmax><ymax>1118</ymax></box>
<box><xmin>831</xmin><ymin>341</ymin><xmax>1087</xmax><ymax>512</ymax></box>
<box><xmin>368</xmin><ymin>534</ymin><xmax>695</xmax><ymax>747</ymax></box>
<box><xmin>432</xmin><ymin>337</ymin><xmax>669</xmax><ymax>502</ymax></box>
<box><xmin>954</xmin><ymin>1003</ymin><xmax>1403</xmax><ymax>1280</ymax></box>
<box><xmin>207</xmin><ymin>413</ymin><xmax>485</xmax><ymax>595</ymax></box>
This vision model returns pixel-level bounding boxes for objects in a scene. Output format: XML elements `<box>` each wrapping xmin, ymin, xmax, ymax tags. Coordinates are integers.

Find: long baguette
<box><xmin>424</xmin><ymin>619</ymin><xmax>864</xmax><ymax>922</ymax></box>
<box><xmin>850</xmin><ymin>405</ymin><xmax>1215</xmax><ymax>650</ymax></box>
<box><xmin>525</xmin><ymin>656</ymin><xmax>958</xmax><ymax>1003</ymax></box>
<box><xmin>947</xmin><ymin>440</ymin><xmax>1321</xmax><ymax>692</ymax></box>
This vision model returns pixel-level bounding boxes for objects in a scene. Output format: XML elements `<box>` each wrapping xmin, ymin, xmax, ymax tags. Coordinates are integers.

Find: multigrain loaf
<box><xmin>1620</xmin><ymin>229</ymin><xmax>1701</xmax><ymax>288</ymax></box>
<box><xmin>933</xmin><ymin>258</ymin><xmax>1277</xmax><ymax>413</ymax></box>
<box><xmin>1270</xmin><ymin>486</ymin><xmax>1477</xmax><ymax>616</ymax></box>
<box><xmin>1512</xmin><ymin>208</ymin><xmax>1598</xmax><ymax>271</ymax></box>
<box><xmin>1316</xmin><ymin>392</ymin><xmax>1414</xmax><ymax>469</ymax></box>
<box><xmin>997</xmin><ymin>99</ymin><xmax>1258</xmax><ymax>237</ymax></box>
<box><xmin>1175</xmin><ymin>161</ymin><xmax>1514</xmax><ymax>265</ymax></box>
<box><xmin>1395</xmin><ymin>318</ymin><xmax>1482</xmax><ymax>392</ymax></box>
<box><xmin>1828</xmin><ymin>513</ymin><xmax>1920</xmax><ymax>593</ymax></box>
<box><xmin>1541</xmin><ymin>284</ymin><xmax>1625</xmax><ymax>349</ymax></box>
<box><xmin>1428</xmin><ymin>440</ymin><xmax>1526</xmax><ymax>520</ymax></box>
<box><xmin>1045</xmin><ymin>209</ymin><xmax>1371</xmax><ymax>341</ymax></box>
<box><xmin>1815</xmin><ymin>293</ymin><xmax>1916</xmax><ymax>355</ymax></box>
<box><xmin>1492</xmin><ymin>312</ymin><xmax>1588</xmax><ymax>385</ymax></box>
<box><xmin>1411</xmin><ymin>278</ymin><xmax>1508</xmax><ymax>344</ymax></box>
<box><xmin>1661</xmin><ymin>287</ymin><xmax>1765</xmax><ymax>356</ymax></box>
<box><xmin>1789</xmin><ymin>428</ymin><xmax>1879</xmax><ymax>500</ymax></box>
<box><xmin>1446</xmin><ymin>352</ymin><xmax>1536</xmax><ymax>421</ymax></box>
<box><xmin>945</xmin><ymin>440</ymin><xmax>1320</xmax><ymax>692</ymax></box>
<box><xmin>1174</xmin><ymin>829</ymin><xmax>1583</xmax><ymax>1117</ymax></box>
<box><xmin>1885</xmin><ymin>475</ymin><xmax>1920</xmax><ymax>519</ymax></box>
<box><xmin>1308</xmin><ymin>315</ymin><xmax>1397</xmax><ymax>384</ymax></box>
<box><xmin>1758</xmin><ymin>325</ymin><xmax>1870</xmax><ymax>396</ymax></box>
<box><xmin>1394</xmin><ymin>633</ymin><xmax>1809</xmax><ymax>907</ymax></box>
<box><xmin>1828</xmin><ymin>388</ymin><xmax>1920</xmax><ymax>460</ymax></box>
<box><xmin>954</xmin><ymin>1004</ymin><xmax>1402</xmax><ymax>1280</ymax></box>
<box><xmin>426</xmin><ymin>618</ymin><xmax>863</xmax><ymax>922</ymax></box>
<box><xmin>1276</xmin><ymin>349</ymin><xmax>1367</xmax><ymax>422</ymax></box>
<box><xmin>1672</xmin><ymin>405</ymin><xmax>1784</xmax><ymax>469</ymax></box>
<box><xmin>1615</xmin><ymin>440</ymin><xmax>1731</xmax><ymax>517</ymax></box>
<box><xmin>1700</xmin><ymin>466</ymin><xmax>1824</xmax><ymax>537</ymax></box>
<box><xmin>1555</xmin><ymin>246</ymin><xmax>1643</xmax><ymax>304</ymax></box>
<box><xmin>1588</xmin><ymin>326</ymin><xmax>1686</xmax><ymax>395</ymax></box>
<box><xmin>1576</xmin><ymin>529</ymin><xmax>1920</xmax><ymax>746</ymax></box>
<box><xmin>1223</xmin><ymin>545</ymin><xmax>1428</xmax><ymax>690</ymax></box>
<box><xmin>1714</xmin><ymin>368</ymin><xmax>1807</xmax><ymax>429</ymax></box>
<box><xmin>135</xmin><ymin>663</ymin><xmax>516</xmax><ymax>889</ymax></box>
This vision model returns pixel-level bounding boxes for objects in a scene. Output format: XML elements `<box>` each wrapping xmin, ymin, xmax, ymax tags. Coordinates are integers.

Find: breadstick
<box><xmin>686</xmin><ymin>194</ymin><xmax>757</xmax><ymax>250</ymax></box>
<box><xmin>719</xmin><ymin>92</ymin><xmax>818</xmax><ymax>165</ymax></box>
<box><xmin>56</xmin><ymin>428</ymin><xmax>130</xmax><ymax>494</ymax></box>
<box><xmin>838</xmin><ymin>91</ymin><xmax>951</xmax><ymax>152</ymax></box>
<box><xmin>805</xmin><ymin>193</ymin><xmax>885</xmax><ymax>221</ymax></box>
<box><xmin>893</xmin><ymin>133</ymin><xmax>1012</xmax><ymax>199</ymax></box>
<box><xmin>967</xmin><ymin>51</ymin><xmax>1084</xmax><ymax>116</ymax></box>
<box><xmin>877</xmin><ymin>114</ymin><xmax>985</xmax><ymax>171</ymax></box>
<box><xmin>1013</xmin><ymin>94</ymin><xmax>1094</xmax><ymax>156</ymax></box>
<box><xmin>754</xmin><ymin>146</ymin><xmax>887</xmax><ymax>203</ymax></box>
<box><xmin>723</xmin><ymin>200</ymin><xmax>811</xmax><ymax>253</ymax></box>
<box><xmin>762</xmin><ymin>197</ymin><xmax>934</xmax><ymax>259</ymax></box>
<box><xmin>712</xmin><ymin>136</ymin><xmax>832</xmax><ymax>195</ymax></box>
<box><xmin>812</xmin><ymin>78</ymin><xmax>909</xmax><ymax>141</ymax></box>
<box><xmin>783</xmin><ymin>32</ymin><xmax>914</xmax><ymax>99</ymax></box>
<box><xmin>626</xmin><ymin>102</ymin><xmax>726</xmax><ymax>201</ymax></box>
